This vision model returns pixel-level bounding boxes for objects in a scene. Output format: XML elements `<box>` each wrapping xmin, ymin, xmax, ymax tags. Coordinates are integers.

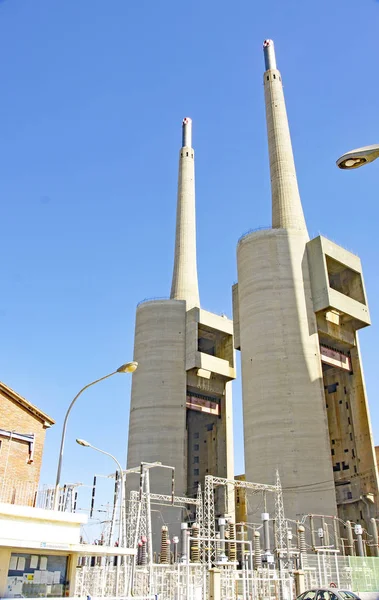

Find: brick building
<box><xmin>0</xmin><ymin>382</ymin><xmax>55</xmax><ymax>505</ymax></box>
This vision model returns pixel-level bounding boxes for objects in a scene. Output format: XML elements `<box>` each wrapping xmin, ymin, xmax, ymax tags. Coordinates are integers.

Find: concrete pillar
<box><xmin>294</xmin><ymin>571</ymin><xmax>306</xmax><ymax>596</ymax></box>
<box><xmin>346</xmin><ymin>521</ymin><xmax>355</xmax><ymax>556</ymax></box>
<box><xmin>370</xmin><ymin>518</ymin><xmax>379</xmax><ymax>557</ymax></box>
<box><xmin>180</xmin><ymin>523</ymin><xmax>188</xmax><ymax>563</ymax></box>
<box><xmin>209</xmin><ymin>568</ymin><xmax>221</xmax><ymax>600</ymax></box>
<box><xmin>355</xmin><ymin>524</ymin><xmax>364</xmax><ymax>557</ymax></box>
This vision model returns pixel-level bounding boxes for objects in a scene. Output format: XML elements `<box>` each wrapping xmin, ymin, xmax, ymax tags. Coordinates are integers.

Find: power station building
<box><xmin>232</xmin><ymin>40</ymin><xmax>379</xmax><ymax>530</ymax></box>
<box><xmin>127</xmin><ymin>118</ymin><xmax>236</xmax><ymax>547</ymax></box>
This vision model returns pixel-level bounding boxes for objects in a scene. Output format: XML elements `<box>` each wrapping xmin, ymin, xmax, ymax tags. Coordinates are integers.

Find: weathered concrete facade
<box><xmin>233</xmin><ymin>39</ymin><xmax>379</xmax><ymax>529</ymax></box>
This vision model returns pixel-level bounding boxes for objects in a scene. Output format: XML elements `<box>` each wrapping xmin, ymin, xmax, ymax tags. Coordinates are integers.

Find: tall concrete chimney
<box><xmin>170</xmin><ymin>117</ymin><xmax>200</xmax><ymax>309</ymax></box>
<box><xmin>233</xmin><ymin>40</ymin><xmax>337</xmax><ymax>522</ymax></box>
<box><xmin>263</xmin><ymin>39</ymin><xmax>307</xmax><ymax>233</ymax></box>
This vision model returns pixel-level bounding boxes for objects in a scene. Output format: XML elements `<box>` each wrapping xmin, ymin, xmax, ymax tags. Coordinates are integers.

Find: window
<box><xmin>352</xmin><ymin>449</ymin><xmax>355</xmax><ymax>458</ymax></box>
<box><xmin>331</xmin><ymin>449</ymin><xmax>335</xmax><ymax>456</ymax></box>
<box><xmin>194</xmin><ymin>432</ymin><xmax>199</xmax><ymax>439</ymax></box>
<box><xmin>302</xmin><ymin>592</ymin><xmax>317</xmax><ymax>600</ymax></box>
<box><xmin>347</xmin><ymin>491</ymin><xmax>352</xmax><ymax>500</ymax></box>
<box><xmin>316</xmin><ymin>591</ymin><xmax>339</xmax><ymax>600</ymax></box>
<box><xmin>342</xmin><ymin>461</ymin><xmax>349</xmax><ymax>471</ymax></box>
<box><xmin>327</xmin><ymin>383</ymin><xmax>338</xmax><ymax>394</ymax></box>
<box><xmin>344</xmin><ymin>449</ymin><xmax>348</xmax><ymax>453</ymax></box>
<box><xmin>348</xmin><ymin>417</ymin><xmax>351</xmax><ymax>425</ymax></box>
<box><xmin>333</xmin><ymin>463</ymin><xmax>341</xmax><ymax>472</ymax></box>
<box><xmin>332</xmin><ymin>439</ymin><xmax>335</xmax><ymax>445</ymax></box>
<box><xmin>346</xmin><ymin>402</ymin><xmax>349</xmax><ymax>409</ymax></box>
<box><xmin>354</xmin><ymin>465</ymin><xmax>357</xmax><ymax>473</ymax></box>
<box><xmin>194</xmin><ymin>444</ymin><xmax>199</xmax><ymax>451</ymax></box>
<box><xmin>350</xmin><ymin>433</ymin><xmax>353</xmax><ymax>441</ymax></box>
<box><xmin>206</xmin><ymin>424</ymin><xmax>213</xmax><ymax>432</ymax></box>
<box><xmin>340</xmin><ymin>593</ymin><xmax>360</xmax><ymax>600</ymax></box>
<box><xmin>7</xmin><ymin>553</ymin><xmax>68</xmax><ymax>597</ymax></box>
<box><xmin>194</xmin><ymin>468</ymin><xmax>199</xmax><ymax>476</ymax></box>
<box><xmin>194</xmin><ymin>456</ymin><xmax>199</xmax><ymax>463</ymax></box>
<box><xmin>194</xmin><ymin>480</ymin><xmax>199</xmax><ymax>488</ymax></box>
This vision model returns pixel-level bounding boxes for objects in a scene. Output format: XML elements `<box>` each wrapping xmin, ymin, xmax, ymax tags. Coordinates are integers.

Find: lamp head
<box><xmin>337</xmin><ymin>144</ymin><xmax>379</xmax><ymax>170</ymax></box>
<box><xmin>76</xmin><ymin>438</ymin><xmax>91</xmax><ymax>447</ymax></box>
<box><xmin>117</xmin><ymin>361</ymin><xmax>138</xmax><ymax>374</ymax></box>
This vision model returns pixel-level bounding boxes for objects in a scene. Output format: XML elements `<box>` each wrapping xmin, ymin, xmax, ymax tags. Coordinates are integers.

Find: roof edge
<box><xmin>0</xmin><ymin>382</ymin><xmax>55</xmax><ymax>427</ymax></box>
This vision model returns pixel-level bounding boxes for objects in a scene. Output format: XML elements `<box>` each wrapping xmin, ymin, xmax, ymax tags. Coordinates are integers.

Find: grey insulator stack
<box><xmin>160</xmin><ymin>526</ymin><xmax>170</xmax><ymax>564</ymax></box>
<box><xmin>370</xmin><ymin>518</ymin><xmax>379</xmax><ymax>557</ymax></box>
<box><xmin>191</xmin><ymin>523</ymin><xmax>200</xmax><ymax>563</ymax></box>
<box><xmin>297</xmin><ymin>525</ymin><xmax>308</xmax><ymax>568</ymax></box>
<box><xmin>137</xmin><ymin>541</ymin><xmax>142</xmax><ymax>566</ymax></box>
<box><xmin>253</xmin><ymin>531</ymin><xmax>262</xmax><ymax>570</ymax></box>
<box><xmin>228</xmin><ymin>522</ymin><xmax>237</xmax><ymax>562</ymax></box>
<box><xmin>141</xmin><ymin>536</ymin><xmax>147</xmax><ymax>565</ymax></box>
<box><xmin>237</xmin><ymin>523</ymin><xmax>246</xmax><ymax>565</ymax></box>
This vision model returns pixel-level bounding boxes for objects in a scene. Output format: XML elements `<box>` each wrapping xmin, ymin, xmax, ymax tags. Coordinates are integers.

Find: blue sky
<box><xmin>1</xmin><ymin>0</ymin><xmax>378</xmax><ymax>530</ymax></box>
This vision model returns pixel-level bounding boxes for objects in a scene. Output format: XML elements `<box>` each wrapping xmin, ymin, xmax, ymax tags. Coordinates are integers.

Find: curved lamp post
<box><xmin>53</xmin><ymin>361</ymin><xmax>138</xmax><ymax>510</ymax></box>
<box><xmin>76</xmin><ymin>439</ymin><xmax>126</xmax><ymax>546</ymax></box>
<box><xmin>337</xmin><ymin>144</ymin><xmax>379</xmax><ymax>170</ymax></box>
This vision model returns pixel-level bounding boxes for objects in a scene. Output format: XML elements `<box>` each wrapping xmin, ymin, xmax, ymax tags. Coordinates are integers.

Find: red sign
<box><xmin>186</xmin><ymin>396</ymin><xmax>220</xmax><ymax>416</ymax></box>
<box><xmin>320</xmin><ymin>345</ymin><xmax>351</xmax><ymax>371</ymax></box>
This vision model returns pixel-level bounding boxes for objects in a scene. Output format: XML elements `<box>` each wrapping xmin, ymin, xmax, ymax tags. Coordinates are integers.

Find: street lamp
<box><xmin>76</xmin><ymin>439</ymin><xmax>126</xmax><ymax>547</ymax></box>
<box><xmin>53</xmin><ymin>361</ymin><xmax>138</xmax><ymax>510</ymax></box>
<box><xmin>336</xmin><ymin>144</ymin><xmax>379</xmax><ymax>170</ymax></box>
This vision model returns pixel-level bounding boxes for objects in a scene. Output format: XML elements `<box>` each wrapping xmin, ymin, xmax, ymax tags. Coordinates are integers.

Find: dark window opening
<box><xmin>194</xmin><ymin>456</ymin><xmax>199</xmax><ymax>463</ymax></box>
<box><xmin>266</xmin><ymin>75</ymin><xmax>269</xmax><ymax>81</ymax></box>
<box><xmin>344</xmin><ymin>449</ymin><xmax>349</xmax><ymax>453</ymax></box>
<box><xmin>194</xmin><ymin>432</ymin><xmax>199</xmax><ymax>439</ymax></box>
<box><xmin>342</xmin><ymin>461</ymin><xmax>349</xmax><ymax>471</ymax></box>
<box><xmin>326</xmin><ymin>255</ymin><xmax>366</xmax><ymax>304</ymax></box>
<box><xmin>206</xmin><ymin>424</ymin><xmax>213</xmax><ymax>432</ymax></box>
<box><xmin>327</xmin><ymin>383</ymin><xmax>338</xmax><ymax>394</ymax></box>
<box><xmin>354</xmin><ymin>465</ymin><xmax>357</xmax><ymax>473</ymax></box>
<box><xmin>186</xmin><ymin>152</ymin><xmax>189</xmax><ymax>156</ymax></box>
<box><xmin>347</xmin><ymin>491</ymin><xmax>353</xmax><ymax>500</ymax></box>
<box><xmin>194</xmin><ymin>468</ymin><xmax>199</xmax><ymax>476</ymax></box>
<box><xmin>346</xmin><ymin>402</ymin><xmax>349</xmax><ymax>409</ymax></box>
<box><xmin>339</xmin><ymin>400</ymin><xmax>343</xmax><ymax>405</ymax></box>
<box><xmin>348</xmin><ymin>417</ymin><xmax>351</xmax><ymax>425</ymax></box>
<box><xmin>194</xmin><ymin>480</ymin><xmax>199</xmax><ymax>487</ymax></box>
<box><xmin>194</xmin><ymin>444</ymin><xmax>199</xmax><ymax>451</ymax></box>
<box><xmin>350</xmin><ymin>433</ymin><xmax>353</xmax><ymax>441</ymax></box>
<box><xmin>331</xmin><ymin>449</ymin><xmax>335</xmax><ymax>456</ymax></box>
<box><xmin>352</xmin><ymin>449</ymin><xmax>355</xmax><ymax>458</ymax></box>
<box><xmin>333</xmin><ymin>463</ymin><xmax>341</xmax><ymax>472</ymax></box>
<box><xmin>273</xmin><ymin>74</ymin><xmax>276</xmax><ymax>79</ymax></box>
<box><xmin>332</xmin><ymin>439</ymin><xmax>335</xmax><ymax>445</ymax></box>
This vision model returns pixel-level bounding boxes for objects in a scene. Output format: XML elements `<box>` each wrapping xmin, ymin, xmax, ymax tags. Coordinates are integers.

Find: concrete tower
<box><xmin>127</xmin><ymin>118</ymin><xmax>236</xmax><ymax>549</ymax></box>
<box><xmin>233</xmin><ymin>40</ymin><xmax>337</xmax><ymax>519</ymax></box>
<box><xmin>233</xmin><ymin>40</ymin><xmax>379</xmax><ymax>529</ymax></box>
<box><xmin>170</xmin><ymin>117</ymin><xmax>200</xmax><ymax>309</ymax></box>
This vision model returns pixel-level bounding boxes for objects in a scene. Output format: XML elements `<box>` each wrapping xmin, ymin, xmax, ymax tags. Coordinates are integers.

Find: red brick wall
<box><xmin>0</xmin><ymin>391</ymin><xmax>48</xmax><ymax>488</ymax></box>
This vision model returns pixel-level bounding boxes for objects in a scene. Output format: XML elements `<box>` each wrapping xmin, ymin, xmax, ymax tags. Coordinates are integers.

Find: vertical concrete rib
<box><xmin>170</xmin><ymin>118</ymin><xmax>200</xmax><ymax>309</ymax></box>
<box><xmin>263</xmin><ymin>39</ymin><xmax>307</xmax><ymax>233</ymax></box>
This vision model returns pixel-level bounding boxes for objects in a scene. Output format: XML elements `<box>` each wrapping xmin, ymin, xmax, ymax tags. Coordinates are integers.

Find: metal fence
<box><xmin>0</xmin><ymin>477</ymin><xmax>38</xmax><ymax>506</ymax></box>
